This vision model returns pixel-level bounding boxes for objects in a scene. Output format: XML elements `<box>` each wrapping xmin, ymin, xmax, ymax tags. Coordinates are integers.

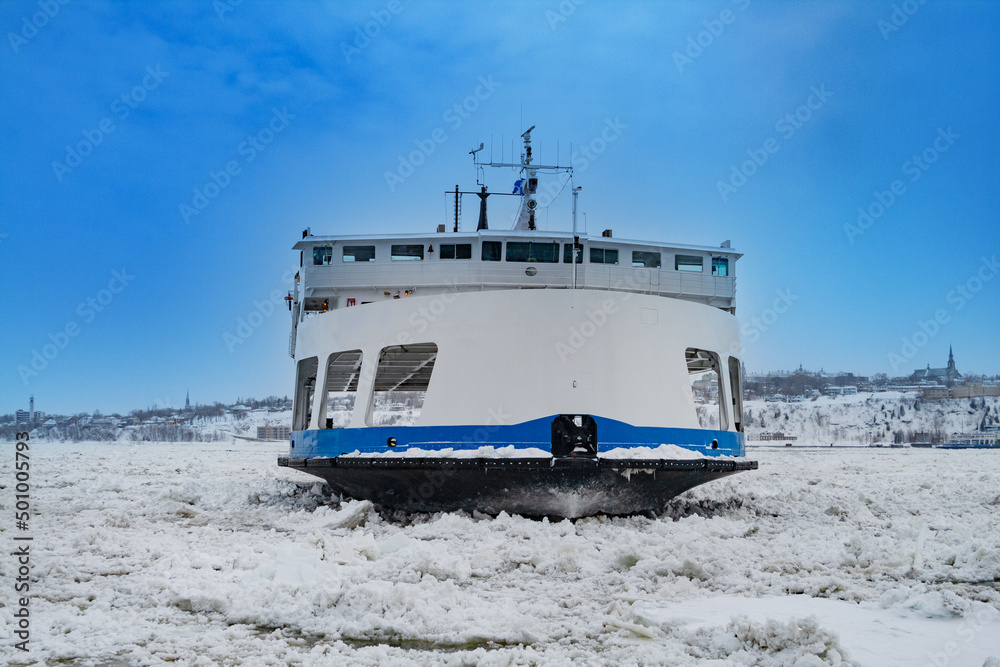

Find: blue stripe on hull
<box><xmin>290</xmin><ymin>415</ymin><xmax>744</xmax><ymax>458</ymax></box>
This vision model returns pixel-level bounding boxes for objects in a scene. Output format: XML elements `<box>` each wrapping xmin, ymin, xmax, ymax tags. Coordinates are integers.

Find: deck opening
<box><xmin>728</xmin><ymin>356</ymin><xmax>744</xmax><ymax>433</ymax></box>
<box><xmin>685</xmin><ymin>348</ymin><xmax>728</xmax><ymax>431</ymax></box>
<box><xmin>322</xmin><ymin>350</ymin><xmax>363</xmax><ymax>428</ymax></box>
<box><xmin>293</xmin><ymin>356</ymin><xmax>318</xmax><ymax>430</ymax></box>
<box><xmin>367</xmin><ymin>343</ymin><xmax>438</xmax><ymax>426</ymax></box>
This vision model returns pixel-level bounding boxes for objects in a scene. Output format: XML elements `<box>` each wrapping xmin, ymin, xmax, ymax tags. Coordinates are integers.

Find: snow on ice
<box><xmin>1</xmin><ymin>440</ymin><xmax>998</xmax><ymax>666</ymax></box>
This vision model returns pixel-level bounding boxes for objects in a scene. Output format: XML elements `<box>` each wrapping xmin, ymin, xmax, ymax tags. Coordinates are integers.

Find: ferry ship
<box><xmin>938</xmin><ymin>428</ymin><xmax>1000</xmax><ymax>449</ymax></box>
<box><xmin>278</xmin><ymin>127</ymin><xmax>757</xmax><ymax>517</ymax></box>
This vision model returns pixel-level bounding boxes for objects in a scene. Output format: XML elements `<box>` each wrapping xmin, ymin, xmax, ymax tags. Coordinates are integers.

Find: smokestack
<box><xmin>30</xmin><ymin>395</ymin><xmax>34</xmax><ymax>423</ymax></box>
<box><xmin>476</xmin><ymin>186</ymin><xmax>489</xmax><ymax>231</ymax></box>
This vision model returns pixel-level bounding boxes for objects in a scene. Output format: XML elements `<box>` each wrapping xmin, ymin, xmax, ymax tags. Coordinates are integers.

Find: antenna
<box><xmin>470</xmin><ymin>143</ymin><xmax>485</xmax><ymax>185</ymax></box>
<box><xmin>465</xmin><ymin>125</ymin><xmax>574</xmax><ymax>231</ymax></box>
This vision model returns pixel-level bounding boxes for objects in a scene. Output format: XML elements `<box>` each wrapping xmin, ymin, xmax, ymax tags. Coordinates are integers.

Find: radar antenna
<box><xmin>470</xmin><ymin>125</ymin><xmax>573</xmax><ymax>231</ymax></box>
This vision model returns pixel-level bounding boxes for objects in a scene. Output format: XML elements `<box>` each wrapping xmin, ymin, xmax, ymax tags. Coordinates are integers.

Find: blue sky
<box><xmin>2</xmin><ymin>0</ymin><xmax>998</xmax><ymax>415</ymax></box>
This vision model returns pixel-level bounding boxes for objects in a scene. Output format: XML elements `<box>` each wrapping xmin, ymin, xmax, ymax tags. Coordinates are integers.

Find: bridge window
<box><xmin>712</xmin><ymin>257</ymin><xmax>729</xmax><ymax>276</ymax></box>
<box><xmin>507</xmin><ymin>242</ymin><xmax>559</xmax><ymax>263</ymax></box>
<box><xmin>368</xmin><ymin>343</ymin><xmax>438</xmax><ymax>426</ymax></box>
<box><xmin>676</xmin><ymin>255</ymin><xmax>704</xmax><ymax>272</ymax></box>
<box><xmin>321</xmin><ymin>350</ymin><xmax>362</xmax><ymax>428</ymax></box>
<box><xmin>391</xmin><ymin>244</ymin><xmax>424</xmax><ymax>261</ymax></box>
<box><xmin>440</xmin><ymin>243</ymin><xmax>472</xmax><ymax>259</ymax></box>
<box><xmin>729</xmin><ymin>356</ymin><xmax>743</xmax><ymax>432</ymax></box>
<box><xmin>293</xmin><ymin>356</ymin><xmax>318</xmax><ymax>430</ymax></box>
<box><xmin>343</xmin><ymin>245</ymin><xmax>375</xmax><ymax>262</ymax></box>
<box><xmin>482</xmin><ymin>241</ymin><xmax>502</xmax><ymax>261</ymax></box>
<box><xmin>313</xmin><ymin>246</ymin><xmax>333</xmax><ymax>266</ymax></box>
<box><xmin>563</xmin><ymin>243</ymin><xmax>584</xmax><ymax>263</ymax></box>
<box><xmin>632</xmin><ymin>251</ymin><xmax>661</xmax><ymax>268</ymax></box>
<box><xmin>590</xmin><ymin>247</ymin><xmax>619</xmax><ymax>264</ymax></box>
<box><xmin>685</xmin><ymin>348</ymin><xmax>728</xmax><ymax>431</ymax></box>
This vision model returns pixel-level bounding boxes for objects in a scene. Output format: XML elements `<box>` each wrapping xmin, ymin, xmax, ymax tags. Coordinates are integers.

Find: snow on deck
<box><xmin>338</xmin><ymin>444</ymin><xmax>719</xmax><ymax>459</ymax></box>
<box><xmin>3</xmin><ymin>442</ymin><xmax>998</xmax><ymax>665</ymax></box>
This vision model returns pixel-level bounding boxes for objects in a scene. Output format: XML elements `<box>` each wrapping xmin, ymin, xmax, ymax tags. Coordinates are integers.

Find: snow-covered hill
<box><xmin>11</xmin><ymin>394</ymin><xmax>999</xmax><ymax>447</ymax></box>
<box><xmin>745</xmin><ymin>393</ymin><xmax>1000</xmax><ymax>445</ymax></box>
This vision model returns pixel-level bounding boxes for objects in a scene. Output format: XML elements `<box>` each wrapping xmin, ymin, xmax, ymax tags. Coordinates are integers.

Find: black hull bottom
<box><xmin>277</xmin><ymin>456</ymin><xmax>758</xmax><ymax>518</ymax></box>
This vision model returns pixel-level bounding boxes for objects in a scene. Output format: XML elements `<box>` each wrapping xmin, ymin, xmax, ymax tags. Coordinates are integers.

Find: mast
<box><xmin>470</xmin><ymin>125</ymin><xmax>573</xmax><ymax>232</ymax></box>
<box><xmin>517</xmin><ymin>126</ymin><xmax>538</xmax><ymax>230</ymax></box>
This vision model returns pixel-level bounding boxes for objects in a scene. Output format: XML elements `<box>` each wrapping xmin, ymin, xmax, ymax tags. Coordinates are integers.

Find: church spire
<box><xmin>947</xmin><ymin>345</ymin><xmax>955</xmax><ymax>372</ymax></box>
<box><xmin>185</xmin><ymin>390</ymin><xmax>191</xmax><ymax>410</ymax></box>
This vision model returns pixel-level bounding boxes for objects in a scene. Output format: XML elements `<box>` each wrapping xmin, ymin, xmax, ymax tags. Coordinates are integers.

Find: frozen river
<box><xmin>2</xmin><ymin>441</ymin><xmax>998</xmax><ymax>666</ymax></box>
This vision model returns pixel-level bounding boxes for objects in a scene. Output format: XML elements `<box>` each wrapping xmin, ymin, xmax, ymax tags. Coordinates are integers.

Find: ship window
<box><xmin>712</xmin><ymin>257</ymin><xmax>729</xmax><ymax>276</ymax></box>
<box><xmin>729</xmin><ymin>356</ymin><xmax>744</xmax><ymax>433</ymax></box>
<box><xmin>676</xmin><ymin>255</ymin><xmax>704</xmax><ymax>272</ymax></box>
<box><xmin>563</xmin><ymin>243</ymin><xmax>583</xmax><ymax>263</ymax></box>
<box><xmin>343</xmin><ymin>246</ymin><xmax>375</xmax><ymax>262</ymax></box>
<box><xmin>391</xmin><ymin>244</ymin><xmax>424</xmax><ymax>261</ymax></box>
<box><xmin>590</xmin><ymin>247</ymin><xmax>619</xmax><ymax>264</ymax></box>
<box><xmin>685</xmin><ymin>348</ymin><xmax>728</xmax><ymax>431</ymax></box>
<box><xmin>367</xmin><ymin>343</ymin><xmax>438</xmax><ymax>426</ymax></box>
<box><xmin>293</xmin><ymin>356</ymin><xmax>318</xmax><ymax>430</ymax></box>
<box><xmin>313</xmin><ymin>246</ymin><xmax>333</xmax><ymax>266</ymax></box>
<box><xmin>440</xmin><ymin>243</ymin><xmax>472</xmax><ymax>259</ymax></box>
<box><xmin>321</xmin><ymin>350</ymin><xmax>362</xmax><ymax>429</ymax></box>
<box><xmin>632</xmin><ymin>251</ymin><xmax>661</xmax><ymax>268</ymax></box>
<box><xmin>506</xmin><ymin>241</ymin><xmax>559</xmax><ymax>263</ymax></box>
<box><xmin>482</xmin><ymin>241</ymin><xmax>502</xmax><ymax>261</ymax></box>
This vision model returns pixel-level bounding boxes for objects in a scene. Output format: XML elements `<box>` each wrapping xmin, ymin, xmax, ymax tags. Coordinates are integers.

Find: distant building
<box><xmin>15</xmin><ymin>409</ymin><xmax>30</xmax><ymax>424</ymax></box>
<box><xmin>753</xmin><ymin>431</ymin><xmax>797</xmax><ymax>442</ymax></box>
<box><xmin>911</xmin><ymin>347</ymin><xmax>962</xmax><ymax>385</ymax></box>
<box><xmin>921</xmin><ymin>386</ymin><xmax>950</xmax><ymax>400</ymax></box>
<box><xmin>257</xmin><ymin>425</ymin><xmax>291</xmax><ymax>440</ymax></box>
<box><xmin>924</xmin><ymin>381</ymin><xmax>1000</xmax><ymax>400</ymax></box>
